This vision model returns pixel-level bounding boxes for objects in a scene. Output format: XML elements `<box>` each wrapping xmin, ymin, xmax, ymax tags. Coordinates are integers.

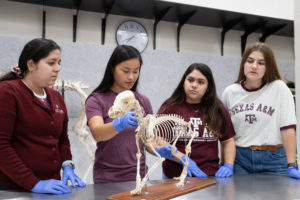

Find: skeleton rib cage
<box><xmin>142</xmin><ymin>114</ymin><xmax>189</xmax><ymax>146</ymax></box>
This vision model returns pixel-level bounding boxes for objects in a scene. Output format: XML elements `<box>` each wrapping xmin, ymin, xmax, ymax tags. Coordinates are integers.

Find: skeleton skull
<box><xmin>108</xmin><ymin>90</ymin><xmax>137</xmax><ymax>118</ymax></box>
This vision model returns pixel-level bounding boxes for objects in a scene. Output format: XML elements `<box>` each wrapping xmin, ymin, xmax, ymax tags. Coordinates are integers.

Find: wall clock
<box><xmin>116</xmin><ymin>20</ymin><xmax>148</xmax><ymax>52</ymax></box>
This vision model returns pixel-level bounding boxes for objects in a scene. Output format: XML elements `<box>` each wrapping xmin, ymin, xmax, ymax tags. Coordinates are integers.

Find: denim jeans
<box><xmin>234</xmin><ymin>146</ymin><xmax>288</xmax><ymax>175</ymax></box>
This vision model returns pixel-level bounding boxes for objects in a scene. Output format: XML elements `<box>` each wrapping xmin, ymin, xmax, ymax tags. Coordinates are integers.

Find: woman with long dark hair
<box><xmin>157</xmin><ymin>63</ymin><xmax>236</xmax><ymax>178</ymax></box>
<box><xmin>0</xmin><ymin>38</ymin><xmax>85</xmax><ymax>194</ymax></box>
<box><xmin>85</xmin><ymin>45</ymin><xmax>153</xmax><ymax>183</ymax></box>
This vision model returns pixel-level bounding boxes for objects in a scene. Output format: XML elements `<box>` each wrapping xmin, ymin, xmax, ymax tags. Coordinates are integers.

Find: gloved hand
<box><xmin>62</xmin><ymin>165</ymin><xmax>86</xmax><ymax>188</ymax></box>
<box><xmin>288</xmin><ymin>167</ymin><xmax>300</xmax><ymax>179</ymax></box>
<box><xmin>179</xmin><ymin>155</ymin><xmax>207</xmax><ymax>178</ymax></box>
<box><xmin>32</xmin><ymin>179</ymin><xmax>71</xmax><ymax>194</ymax></box>
<box><xmin>215</xmin><ymin>163</ymin><xmax>233</xmax><ymax>178</ymax></box>
<box><xmin>154</xmin><ymin>145</ymin><xmax>176</xmax><ymax>159</ymax></box>
<box><xmin>112</xmin><ymin>111</ymin><xmax>138</xmax><ymax>132</ymax></box>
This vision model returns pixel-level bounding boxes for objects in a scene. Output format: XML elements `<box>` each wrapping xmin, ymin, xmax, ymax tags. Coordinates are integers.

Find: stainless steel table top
<box><xmin>1</xmin><ymin>174</ymin><xmax>300</xmax><ymax>200</ymax></box>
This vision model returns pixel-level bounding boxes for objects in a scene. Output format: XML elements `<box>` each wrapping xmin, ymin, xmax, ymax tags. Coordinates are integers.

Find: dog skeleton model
<box><xmin>108</xmin><ymin>90</ymin><xmax>197</xmax><ymax>195</ymax></box>
<box><xmin>52</xmin><ymin>80</ymin><xmax>96</xmax><ymax>182</ymax></box>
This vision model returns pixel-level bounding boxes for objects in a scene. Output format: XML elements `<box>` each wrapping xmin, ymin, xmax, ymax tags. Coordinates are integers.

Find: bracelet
<box><xmin>61</xmin><ymin>160</ymin><xmax>74</xmax><ymax>169</ymax></box>
<box><xmin>287</xmin><ymin>162</ymin><xmax>298</xmax><ymax>169</ymax></box>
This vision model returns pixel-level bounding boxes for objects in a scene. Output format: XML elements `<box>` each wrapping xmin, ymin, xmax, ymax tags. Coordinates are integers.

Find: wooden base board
<box><xmin>106</xmin><ymin>177</ymin><xmax>216</xmax><ymax>200</ymax></box>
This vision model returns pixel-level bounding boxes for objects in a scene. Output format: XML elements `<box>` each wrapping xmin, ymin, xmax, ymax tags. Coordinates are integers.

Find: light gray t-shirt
<box><xmin>85</xmin><ymin>90</ymin><xmax>153</xmax><ymax>183</ymax></box>
<box><xmin>222</xmin><ymin>80</ymin><xmax>296</xmax><ymax>147</ymax></box>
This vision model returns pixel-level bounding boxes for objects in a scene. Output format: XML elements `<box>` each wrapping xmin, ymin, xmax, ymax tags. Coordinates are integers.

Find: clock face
<box><xmin>116</xmin><ymin>21</ymin><xmax>148</xmax><ymax>52</ymax></box>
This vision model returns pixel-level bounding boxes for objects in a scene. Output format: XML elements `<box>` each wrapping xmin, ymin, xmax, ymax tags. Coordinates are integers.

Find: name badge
<box><xmin>55</xmin><ymin>104</ymin><xmax>64</xmax><ymax>114</ymax></box>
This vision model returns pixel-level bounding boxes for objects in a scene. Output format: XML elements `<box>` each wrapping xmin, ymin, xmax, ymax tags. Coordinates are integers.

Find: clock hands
<box><xmin>124</xmin><ymin>35</ymin><xmax>135</xmax><ymax>43</ymax></box>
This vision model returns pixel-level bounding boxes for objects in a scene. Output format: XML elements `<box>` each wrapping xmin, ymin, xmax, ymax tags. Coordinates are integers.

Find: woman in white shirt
<box><xmin>222</xmin><ymin>42</ymin><xmax>300</xmax><ymax>178</ymax></box>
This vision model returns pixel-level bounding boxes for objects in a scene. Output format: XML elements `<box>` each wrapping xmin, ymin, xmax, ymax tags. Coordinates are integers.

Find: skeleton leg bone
<box><xmin>130</xmin><ymin>129</ymin><xmax>143</xmax><ymax>195</ymax></box>
<box><xmin>171</xmin><ymin>127</ymin><xmax>184</xmax><ymax>165</ymax></box>
<box><xmin>172</xmin><ymin>128</ymin><xmax>186</xmax><ymax>184</ymax></box>
<box><xmin>131</xmin><ymin>140</ymin><xmax>165</xmax><ymax>195</ymax></box>
<box><xmin>81</xmin><ymin>142</ymin><xmax>95</xmax><ymax>181</ymax></box>
<box><xmin>175</xmin><ymin>124</ymin><xmax>197</xmax><ymax>187</ymax></box>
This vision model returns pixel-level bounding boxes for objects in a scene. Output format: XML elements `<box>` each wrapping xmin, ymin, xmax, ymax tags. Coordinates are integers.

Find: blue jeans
<box><xmin>234</xmin><ymin>146</ymin><xmax>288</xmax><ymax>175</ymax></box>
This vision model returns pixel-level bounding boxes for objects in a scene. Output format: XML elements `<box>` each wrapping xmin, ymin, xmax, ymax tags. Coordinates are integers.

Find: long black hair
<box><xmin>0</xmin><ymin>38</ymin><xmax>61</xmax><ymax>82</ymax></box>
<box><xmin>158</xmin><ymin>63</ymin><xmax>227</xmax><ymax>137</ymax></box>
<box><xmin>91</xmin><ymin>45</ymin><xmax>142</xmax><ymax>94</ymax></box>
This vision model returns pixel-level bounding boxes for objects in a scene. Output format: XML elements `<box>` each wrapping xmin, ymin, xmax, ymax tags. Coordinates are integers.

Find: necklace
<box><xmin>186</xmin><ymin>102</ymin><xmax>200</xmax><ymax>113</ymax></box>
<box><xmin>33</xmin><ymin>89</ymin><xmax>47</xmax><ymax>102</ymax></box>
<box><xmin>21</xmin><ymin>80</ymin><xmax>47</xmax><ymax>102</ymax></box>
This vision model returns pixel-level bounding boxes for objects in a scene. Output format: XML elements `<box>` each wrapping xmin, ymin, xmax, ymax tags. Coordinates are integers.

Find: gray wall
<box><xmin>0</xmin><ymin>0</ymin><xmax>295</xmax><ymax>61</ymax></box>
<box><xmin>0</xmin><ymin>36</ymin><xmax>295</xmax><ymax>183</ymax></box>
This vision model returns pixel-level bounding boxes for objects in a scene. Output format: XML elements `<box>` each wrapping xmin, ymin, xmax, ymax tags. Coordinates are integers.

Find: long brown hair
<box><xmin>235</xmin><ymin>42</ymin><xmax>282</xmax><ymax>84</ymax></box>
<box><xmin>158</xmin><ymin>63</ymin><xmax>227</xmax><ymax>138</ymax></box>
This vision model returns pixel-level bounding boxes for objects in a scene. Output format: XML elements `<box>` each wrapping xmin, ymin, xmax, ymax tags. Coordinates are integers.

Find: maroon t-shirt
<box><xmin>85</xmin><ymin>90</ymin><xmax>153</xmax><ymax>182</ymax></box>
<box><xmin>161</xmin><ymin>102</ymin><xmax>235</xmax><ymax>177</ymax></box>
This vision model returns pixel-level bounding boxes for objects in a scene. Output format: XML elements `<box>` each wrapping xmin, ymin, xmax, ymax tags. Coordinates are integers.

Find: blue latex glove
<box><xmin>62</xmin><ymin>165</ymin><xmax>86</xmax><ymax>188</ymax></box>
<box><xmin>288</xmin><ymin>167</ymin><xmax>300</xmax><ymax>179</ymax></box>
<box><xmin>179</xmin><ymin>155</ymin><xmax>208</xmax><ymax>178</ymax></box>
<box><xmin>32</xmin><ymin>179</ymin><xmax>71</xmax><ymax>194</ymax></box>
<box><xmin>112</xmin><ymin>111</ymin><xmax>138</xmax><ymax>132</ymax></box>
<box><xmin>215</xmin><ymin>163</ymin><xmax>234</xmax><ymax>178</ymax></box>
<box><xmin>154</xmin><ymin>145</ymin><xmax>176</xmax><ymax>159</ymax></box>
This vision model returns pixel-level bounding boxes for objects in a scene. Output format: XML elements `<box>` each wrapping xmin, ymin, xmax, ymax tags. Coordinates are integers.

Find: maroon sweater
<box><xmin>0</xmin><ymin>79</ymin><xmax>72</xmax><ymax>191</ymax></box>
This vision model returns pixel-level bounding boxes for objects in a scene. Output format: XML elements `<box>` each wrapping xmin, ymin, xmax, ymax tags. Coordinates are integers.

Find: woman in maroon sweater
<box><xmin>0</xmin><ymin>38</ymin><xmax>85</xmax><ymax>194</ymax></box>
